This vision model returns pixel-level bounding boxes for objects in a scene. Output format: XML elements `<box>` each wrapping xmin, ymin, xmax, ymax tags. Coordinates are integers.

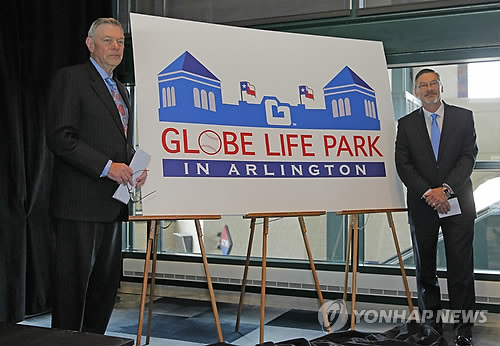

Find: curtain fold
<box><xmin>1</xmin><ymin>0</ymin><xmax>112</xmax><ymax>322</ymax></box>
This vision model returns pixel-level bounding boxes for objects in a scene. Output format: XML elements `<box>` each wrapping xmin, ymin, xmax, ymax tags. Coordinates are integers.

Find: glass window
<box><xmin>472</xmin><ymin>171</ymin><xmax>500</xmax><ymax>271</ymax></box>
<box><xmin>468</xmin><ymin>61</ymin><xmax>500</xmax><ymax>99</ymax></box>
<box><xmin>125</xmin><ymin>61</ymin><xmax>500</xmax><ymax>275</ymax></box>
<box><xmin>386</xmin><ymin>62</ymin><xmax>500</xmax><ymax>272</ymax></box>
<box><xmin>360</xmin><ymin>0</ymin><xmax>443</xmax><ymax>7</ymax></box>
<box><xmin>392</xmin><ymin>63</ymin><xmax>500</xmax><ymax>161</ymax></box>
<box><xmin>358</xmin><ymin>0</ymin><xmax>495</xmax><ymax>9</ymax></box>
<box><xmin>118</xmin><ymin>0</ymin><xmax>350</xmax><ymax>31</ymax></box>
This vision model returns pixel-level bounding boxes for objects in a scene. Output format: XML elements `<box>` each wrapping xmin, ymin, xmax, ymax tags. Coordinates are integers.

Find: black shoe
<box><xmin>455</xmin><ymin>335</ymin><xmax>473</xmax><ymax>346</ymax></box>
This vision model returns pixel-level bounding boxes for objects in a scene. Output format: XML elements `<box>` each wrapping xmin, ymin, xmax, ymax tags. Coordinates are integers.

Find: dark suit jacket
<box><xmin>47</xmin><ymin>60</ymin><xmax>135</xmax><ymax>222</ymax></box>
<box><xmin>395</xmin><ymin>102</ymin><xmax>478</xmax><ymax>225</ymax></box>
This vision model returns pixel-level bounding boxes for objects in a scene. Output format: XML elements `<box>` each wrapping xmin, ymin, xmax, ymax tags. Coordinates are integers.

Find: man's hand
<box><xmin>435</xmin><ymin>200</ymin><xmax>451</xmax><ymax>214</ymax></box>
<box><xmin>135</xmin><ymin>170</ymin><xmax>148</xmax><ymax>188</ymax></box>
<box><xmin>424</xmin><ymin>187</ymin><xmax>451</xmax><ymax>214</ymax></box>
<box><xmin>107</xmin><ymin>162</ymin><xmax>133</xmax><ymax>185</ymax></box>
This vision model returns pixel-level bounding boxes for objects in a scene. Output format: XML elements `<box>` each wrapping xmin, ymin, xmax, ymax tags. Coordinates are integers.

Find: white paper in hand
<box><xmin>113</xmin><ymin>149</ymin><xmax>151</xmax><ymax>204</ymax></box>
<box><xmin>438</xmin><ymin>197</ymin><xmax>462</xmax><ymax>218</ymax></box>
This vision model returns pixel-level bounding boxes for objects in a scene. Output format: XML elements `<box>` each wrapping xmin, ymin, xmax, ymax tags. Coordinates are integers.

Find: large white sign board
<box><xmin>130</xmin><ymin>13</ymin><xmax>405</xmax><ymax>215</ymax></box>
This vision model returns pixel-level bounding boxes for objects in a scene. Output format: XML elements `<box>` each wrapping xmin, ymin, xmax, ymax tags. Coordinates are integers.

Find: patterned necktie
<box><xmin>430</xmin><ymin>113</ymin><xmax>440</xmax><ymax>160</ymax></box>
<box><xmin>106</xmin><ymin>77</ymin><xmax>128</xmax><ymax>135</ymax></box>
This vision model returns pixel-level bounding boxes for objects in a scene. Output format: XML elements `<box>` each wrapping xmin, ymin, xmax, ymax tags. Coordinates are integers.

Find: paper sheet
<box><xmin>113</xmin><ymin>149</ymin><xmax>151</xmax><ymax>204</ymax></box>
<box><xmin>438</xmin><ymin>197</ymin><xmax>461</xmax><ymax>218</ymax></box>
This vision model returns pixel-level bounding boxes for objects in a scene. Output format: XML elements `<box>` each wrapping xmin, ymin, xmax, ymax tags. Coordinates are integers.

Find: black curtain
<box><xmin>0</xmin><ymin>0</ymin><xmax>113</xmax><ymax>323</ymax></box>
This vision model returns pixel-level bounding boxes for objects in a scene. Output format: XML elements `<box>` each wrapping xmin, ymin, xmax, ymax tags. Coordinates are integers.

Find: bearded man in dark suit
<box><xmin>47</xmin><ymin>17</ymin><xmax>146</xmax><ymax>334</ymax></box>
<box><xmin>395</xmin><ymin>69</ymin><xmax>477</xmax><ymax>346</ymax></box>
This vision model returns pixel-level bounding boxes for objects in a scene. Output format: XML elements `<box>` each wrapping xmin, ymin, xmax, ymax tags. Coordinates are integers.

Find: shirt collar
<box><xmin>422</xmin><ymin>102</ymin><xmax>444</xmax><ymax>119</ymax></box>
<box><xmin>90</xmin><ymin>57</ymin><xmax>113</xmax><ymax>81</ymax></box>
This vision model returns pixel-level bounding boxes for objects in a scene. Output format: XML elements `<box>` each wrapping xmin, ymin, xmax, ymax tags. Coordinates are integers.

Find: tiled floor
<box><xmin>20</xmin><ymin>292</ymin><xmax>500</xmax><ymax>346</ymax></box>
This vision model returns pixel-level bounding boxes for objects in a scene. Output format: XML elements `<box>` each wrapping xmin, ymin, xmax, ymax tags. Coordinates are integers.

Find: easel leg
<box><xmin>343</xmin><ymin>215</ymin><xmax>354</xmax><ymax>304</ymax></box>
<box><xmin>260</xmin><ymin>217</ymin><xmax>269</xmax><ymax>344</ymax></box>
<box><xmin>298</xmin><ymin>216</ymin><xmax>331</xmax><ymax>333</ymax></box>
<box><xmin>386</xmin><ymin>212</ymin><xmax>414</xmax><ymax>314</ymax></box>
<box><xmin>137</xmin><ymin>220</ymin><xmax>154</xmax><ymax>346</ymax></box>
<box><xmin>350</xmin><ymin>215</ymin><xmax>359</xmax><ymax>330</ymax></box>
<box><xmin>194</xmin><ymin>219</ymin><xmax>224</xmax><ymax>342</ymax></box>
<box><xmin>236</xmin><ymin>218</ymin><xmax>256</xmax><ymax>332</ymax></box>
<box><xmin>146</xmin><ymin>221</ymin><xmax>160</xmax><ymax>345</ymax></box>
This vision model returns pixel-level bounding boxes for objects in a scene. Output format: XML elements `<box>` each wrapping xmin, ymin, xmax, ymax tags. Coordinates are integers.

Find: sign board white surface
<box><xmin>130</xmin><ymin>13</ymin><xmax>405</xmax><ymax>215</ymax></box>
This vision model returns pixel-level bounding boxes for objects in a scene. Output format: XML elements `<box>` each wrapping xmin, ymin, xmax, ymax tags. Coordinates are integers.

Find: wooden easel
<box><xmin>336</xmin><ymin>208</ymin><xmax>414</xmax><ymax>330</ymax></box>
<box><xmin>235</xmin><ymin>211</ymin><xmax>331</xmax><ymax>344</ymax></box>
<box><xmin>128</xmin><ymin>215</ymin><xmax>224</xmax><ymax>346</ymax></box>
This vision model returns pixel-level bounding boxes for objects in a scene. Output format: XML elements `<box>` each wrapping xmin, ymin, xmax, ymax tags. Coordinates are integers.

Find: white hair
<box><xmin>88</xmin><ymin>18</ymin><xmax>123</xmax><ymax>38</ymax></box>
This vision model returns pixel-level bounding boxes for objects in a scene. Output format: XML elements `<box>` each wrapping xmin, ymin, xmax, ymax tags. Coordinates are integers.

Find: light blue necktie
<box><xmin>430</xmin><ymin>113</ymin><xmax>440</xmax><ymax>160</ymax></box>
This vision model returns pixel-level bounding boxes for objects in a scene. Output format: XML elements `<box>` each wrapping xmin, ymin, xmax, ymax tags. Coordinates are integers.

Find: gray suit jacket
<box><xmin>395</xmin><ymin>102</ymin><xmax>478</xmax><ymax>225</ymax></box>
<box><xmin>47</xmin><ymin>60</ymin><xmax>134</xmax><ymax>222</ymax></box>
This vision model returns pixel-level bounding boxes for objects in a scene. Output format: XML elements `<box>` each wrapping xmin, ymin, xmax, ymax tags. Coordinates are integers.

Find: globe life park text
<box><xmin>318</xmin><ymin>299</ymin><xmax>488</xmax><ymax>332</ymax></box>
<box><xmin>160</xmin><ymin>126</ymin><xmax>385</xmax><ymax>178</ymax></box>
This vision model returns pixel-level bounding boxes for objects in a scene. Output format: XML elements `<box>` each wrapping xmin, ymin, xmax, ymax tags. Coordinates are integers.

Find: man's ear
<box><xmin>85</xmin><ymin>37</ymin><xmax>94</xmax><ymax>53</ymax></box>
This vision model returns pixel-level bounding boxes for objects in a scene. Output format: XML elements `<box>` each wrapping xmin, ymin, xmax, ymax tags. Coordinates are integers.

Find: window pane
<box><xmin>391</xmin><ymin>63</ymin><xmax>500</xmax><ymax>161</ymax></box>
<box><xmin>362</xmin><ymin>169</ymin><xmax>500</xmax><ymax>272</ymax></box>
<box><xmin>126</xmin><ymin>61</ymin><xmax>499</xmax><ymax>276</ymax></box>
<box><xmin>468</xmin><ymin>61</ymin><xmax>500</xmax><ymax>99</ymax></box>
<box><xmin>363</xmin><ymin>211</ymin><xmax>411</xmax><ymax>266</ymax></box>
<box><xmin>472</xmin><ymin>171</ymin><xmax>500</xmax><ymax>271</ymax></box>
<box><xmin>175</xmin><ymin>215</ymin><xmax>330</xmax><ymax>261</ymax></box>
<box><xmin>389</xmin><ymin>63</ymin><xmax>500</xmax><ymax>273</ymax></box>
<box><xmin>360</xmin><ymin>0</ymin><xmax>476</xmax><ymax>9</ymax></box>
<box><xmin>119</xmin><ymin>0</ymin><xmax>350</xmax><ymax>31</ymax></box>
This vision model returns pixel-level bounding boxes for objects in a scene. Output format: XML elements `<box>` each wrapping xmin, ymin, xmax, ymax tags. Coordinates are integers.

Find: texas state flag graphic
<box><xmin>299</xmin><ymin>85</ymin><xmax>314</xmax><ymax>99</ymax></box>
<box><xmin>240</xmin><ymin>81</ymin><xmax>256</xmax><ymax>96</ymax></box>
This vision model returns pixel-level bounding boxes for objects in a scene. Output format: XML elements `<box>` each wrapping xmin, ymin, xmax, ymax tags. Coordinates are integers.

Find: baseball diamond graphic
<box><xmin>158</xmin><ymin>51</ymin><xmax>381</xmax><ymax>131</ymax></box>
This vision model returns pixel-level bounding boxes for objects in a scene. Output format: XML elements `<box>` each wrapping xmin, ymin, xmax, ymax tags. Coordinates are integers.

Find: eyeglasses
<box><xmin>127</xmin><ymin>185</ymin><xmax>156</xmax><ymax>203</ymax></box>
<box><xmin>126</xmin><ymin>169</ymin><xmax>156</xmax><ymax>203</ymax></box>
<box><xmin>417</xmin><ymin>80</ymin><xmax>440</xmax><ymax>89</ymax></box>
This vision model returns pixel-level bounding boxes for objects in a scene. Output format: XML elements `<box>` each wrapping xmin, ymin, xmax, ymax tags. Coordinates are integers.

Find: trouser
<box><xmin>410</xmin><ymin>217</ymin><xmax>475</xmax><ymax>336</ymax></box>
<box><xmin>51</xmin><ymin>218</ymin><xmax>122</xmax><ymax>334</ymax></box>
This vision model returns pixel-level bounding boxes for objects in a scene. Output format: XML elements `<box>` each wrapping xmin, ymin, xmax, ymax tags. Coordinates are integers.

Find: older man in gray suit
<box><xmin>47</xmin><ymin>18</ymin><xmax>146</xmax><ymax>334</ymax></box>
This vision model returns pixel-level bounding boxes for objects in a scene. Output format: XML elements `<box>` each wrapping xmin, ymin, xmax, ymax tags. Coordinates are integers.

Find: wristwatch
<box><xmin>442</xmin><ymin>185</ymin><xmax>452</xmax><ymax>198</ymax></box>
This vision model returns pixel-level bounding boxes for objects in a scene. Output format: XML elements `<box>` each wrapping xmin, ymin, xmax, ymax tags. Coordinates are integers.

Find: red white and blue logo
<box><xmin>299</xmin><ymin>85</ymin><xmax>314</xmax><ymax>100</ymax></box>
<box><xmin>240</xmin><ymin>81</ymin><xmax>256</xmax><ymax>97</ymax></box>
<box><xmin>157</xmin><ymin>51</ymin><xmax>385</xmax><ymax>180</ymax></box>
<box><xmin>157</xmin><ymin>51</ymin><xmax>380</xmax><ymax>130</ymax></box>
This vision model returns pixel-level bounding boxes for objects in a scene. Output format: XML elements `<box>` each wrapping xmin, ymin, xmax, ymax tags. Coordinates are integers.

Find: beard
<box><xmin>422</xmin><ymin>92</ymin><xmax>440</xmax><ymax>105</ymax></box>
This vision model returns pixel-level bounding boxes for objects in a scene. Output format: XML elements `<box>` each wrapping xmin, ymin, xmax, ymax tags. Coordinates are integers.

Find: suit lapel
<box><xmin>86</xmin><ymin>61</ymin><xmax>127</xmax><ymax>140</ymax></box>
<box><xmin>439</xmin><ymin>102</ymin><xmax>453</xmax><ymax>161</ymax></box>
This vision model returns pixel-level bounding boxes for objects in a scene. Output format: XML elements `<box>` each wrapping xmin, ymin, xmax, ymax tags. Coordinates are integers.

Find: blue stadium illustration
<box><xmin>157</xmin><ymin>51</ymin><xmax>380</xmax><ymax>130</ymax></box>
